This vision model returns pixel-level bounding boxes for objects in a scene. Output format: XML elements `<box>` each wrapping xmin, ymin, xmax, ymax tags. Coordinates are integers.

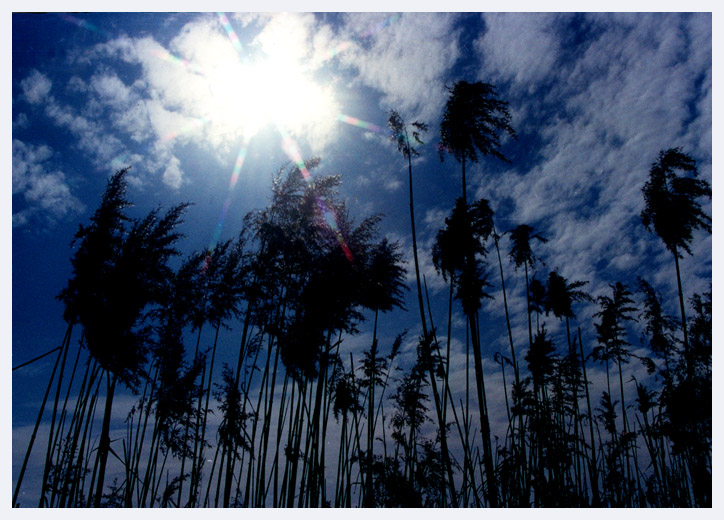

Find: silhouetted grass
<box><xmin>13</xmin><ymin>128</ymin><xmax>710</xmax><ymax>507</ymax></box>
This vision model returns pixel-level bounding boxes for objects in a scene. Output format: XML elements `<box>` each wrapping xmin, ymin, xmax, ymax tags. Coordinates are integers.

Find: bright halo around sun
<box><xmin>203</xmin><ymin>18</ymin><xmax>338</xmax><ymax>144</ymax></box>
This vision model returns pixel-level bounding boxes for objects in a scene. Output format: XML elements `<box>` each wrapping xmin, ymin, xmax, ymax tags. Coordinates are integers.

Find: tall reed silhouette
<box><xmin>56</xmin><ymin>168</ymin><xmax>189</xmax><ymax>507</ymax></box>
<box><xmin>13</xmin><ymin>134</ymin><xmax>711</xmax><ymax>508</ymax></box>
<box><xmin>388</xmin><ymin>109</ymin><xmax>456</xmax><ymax>505</ymax></box>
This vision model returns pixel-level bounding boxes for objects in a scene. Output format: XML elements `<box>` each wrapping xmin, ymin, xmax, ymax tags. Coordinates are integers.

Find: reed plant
<box><xmin>13</xmin><ymin>125</ymin><xmax>710</xmax><ymax>508</ymax></box>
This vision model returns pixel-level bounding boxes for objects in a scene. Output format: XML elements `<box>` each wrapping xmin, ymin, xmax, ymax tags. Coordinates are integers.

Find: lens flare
<box><xmin>217</xmin><ymin>12</ymin><xmax>244</xmax><ymax>55</ymax></box>
<box><xmin>312</xmin><ymin>40</ymin><xmax>352</xmax><ymax>68</ymax></box>
<box><xmin>206</xmin><ymin>137</ymin><xmax>251</xmax><ymax>261</ymax></box>
<box><xmin>337</xmin><ymin>114</ymin><xmax>383</xmax><ymax>134</ymax></box>
<box><xmin>313</xmin><ymin>14</ymin><xmax>400</xmax><ymax>67</ymax></box>
<box><xmin>150</xmin><ymin>48</ymin><xmax>206</xmax><ymax>76</ymax></box>
<box><xmin>280</xmin><ymin>130</ymin><xmax>312</xmax><ymax>181</ymax></box>
<box><xmin>161</xmin><ymin>117</ymin><xmax>207</xmax><ymax>143</ymax></box>
<box><xmin>360</xmin><ymin>13</ymin><xmax>400</xmax><ymax>38</ymax></box>
<box><xmin>280</xmin><ymin>129</ymin><xmax>354</xmax><ymax>263</ymax></box>
<box><xmin>58</xmin><ymin>14</ymin><xmax>111</xmax><ymax>38</ymax></box>
<box><xmin>61</xmin><ymin>13</ymin><xmax>398</xmax><ymax>269</ymax></box>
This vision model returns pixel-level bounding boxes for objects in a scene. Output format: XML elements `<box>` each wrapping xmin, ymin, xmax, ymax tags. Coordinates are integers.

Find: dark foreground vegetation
<box><xmin>14</xmin><ymin>81</ymin><xmax>711</xmax><ymax>507</ymax></box>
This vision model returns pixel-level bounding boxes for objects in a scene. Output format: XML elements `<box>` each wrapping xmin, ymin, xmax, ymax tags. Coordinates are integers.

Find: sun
<box><xmin>202</xmin><ymin>19</ymin><xmax>338</xmax><ymax>144</ymax></box>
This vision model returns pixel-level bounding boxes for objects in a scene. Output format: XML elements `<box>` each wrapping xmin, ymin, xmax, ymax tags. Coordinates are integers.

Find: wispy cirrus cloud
<box><xmin>471</xmin><ymin>12</ymin><xmax>711</xmax><ymax>309</ymax></box>
<box><xmin>338</xmin><ymin>12</ymin><xmax>461</xmax><ymax>124</ymax></box>
<box><xmin>479</xmin><ymin>12</ymin><xmax>561</xmax><ymax>93</ymax></box>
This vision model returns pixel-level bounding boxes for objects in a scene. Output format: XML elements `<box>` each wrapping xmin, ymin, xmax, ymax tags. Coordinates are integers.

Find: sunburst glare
<box><xmin>204</xmin><ymin>14</ymin><xmax>339</xmax><ymax>142</ymax></box>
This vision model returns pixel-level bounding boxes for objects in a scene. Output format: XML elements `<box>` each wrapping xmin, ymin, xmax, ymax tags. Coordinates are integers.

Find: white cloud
<box><xmin>339</xmin><ymin>13</ymin><xmax>460</xmax><ymax>124</ymax></box>
<box><xmin>66</xmin><ymin>75</ymin><xmax>88</xmax><ymax>93</ymax></box>
<box><xmin>13</xmin><ymin>112</ymin><xmax>29</xmax><ymax>130</ymax></box>
<box><xmin>43</xmin><ymin>97</ymin><xmax>127</xmax><ymax>168</ymax></box>
<box><xmin>470</xmin><ymin>12</ymin><xmax>711</xmax><ymax>312</ymax></box>
<box><xmin>253</xmin><ymin>12</ymin><xmax>317</xmax><ymax>66</ymax></box>
<box><xmin>18</xmin><ymin>65</ymin><xmax>180</xmax><ymax>188</ymax></box>
<box><xmin>232</xmin><ymin>12</ymin><xmax>272</xmax><ymax>29</ymax></box>
<box><xmin>90</xmin><ymin>72</ymin><xmax>133</xmax><ymax>109</ymax></box>
<box><xmin>12</xmin><ymin>140</ymin><xmax>84</xmax><ymax>227</ymax></box>
<box><xmin>477</xmin><ymin>13</ymin><xmax>561</xmax><ymax>93</ymax></box>
<box><xmin>423</xmin><ymin>207</ymin><xmax>448</xmax><ymax>232</ymax></box>
<box><xmin>97</xmin><ymin>15</ymin><xmax>340</xmax><ymax>158</ymax></box>
<box><xmin>383</xmin><ymin>178</ymin><xmax>402</xmax><ymax>192</ymax></box>
<box><xmin>20</xmin><ymin>70</ymin><xmax>52</xmax><ymax>104</ymax></box>
<box><xmin>145</xmin><ymin>101</ymin><xmax>202</xmax><ymax>145</ymax></box>
<box><xmin>18</xmin><ymin>14</ymin><xmax>461</xmax><ymax>197</ymax></box>
<box><xmin>12</xmin><ymin>212</ymin><xmax>29</xmax><ymax>228</ymax></box>
<box><xmin>12</xmin><ymin>140</ymin><xmax>52</xmax><ymax>194</ymax></box>
<box><xmin>162</xmin><ymin>155</ymin><xmax>184</xmax><ymax>190</ymax></box>
<box><xmin>113</xmin><ymin>99</ymin><xmax>154</xmax><ymax>143</ymax></box>
<box><xmin>25</xmin><ymin>173</ymin><xmax>76</xmax><ymax>212</ymax></box>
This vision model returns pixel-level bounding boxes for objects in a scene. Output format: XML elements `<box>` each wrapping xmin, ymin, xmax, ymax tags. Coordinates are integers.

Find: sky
<box><xmin>9</xmin><ymin>6</ymin><xmax>714</xmax><ymax>506</ymax></box>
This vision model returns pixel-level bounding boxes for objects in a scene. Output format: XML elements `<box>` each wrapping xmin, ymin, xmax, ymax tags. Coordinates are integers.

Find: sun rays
<box><xmin>57</xmin><ymin>12</ymin><xmax>394</xmax><ymax>264</ymax></box>
<box><xmin>172</xmin><ymin>13</ymin><xmax>388</xmax><ymax>262</ymax></box>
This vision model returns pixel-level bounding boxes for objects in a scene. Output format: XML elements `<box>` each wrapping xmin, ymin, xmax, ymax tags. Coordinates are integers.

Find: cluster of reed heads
<box><xmin>14</xmin><ymin>81</ymin><xmax>711</xmax><ymax>508</ymax></box>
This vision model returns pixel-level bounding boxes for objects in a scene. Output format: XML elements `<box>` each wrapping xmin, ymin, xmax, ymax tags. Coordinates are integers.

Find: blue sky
<box><xmin>10</xmin><ymin>7</ymin><xmax>713</xmax><ymax>504</ymax></box>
